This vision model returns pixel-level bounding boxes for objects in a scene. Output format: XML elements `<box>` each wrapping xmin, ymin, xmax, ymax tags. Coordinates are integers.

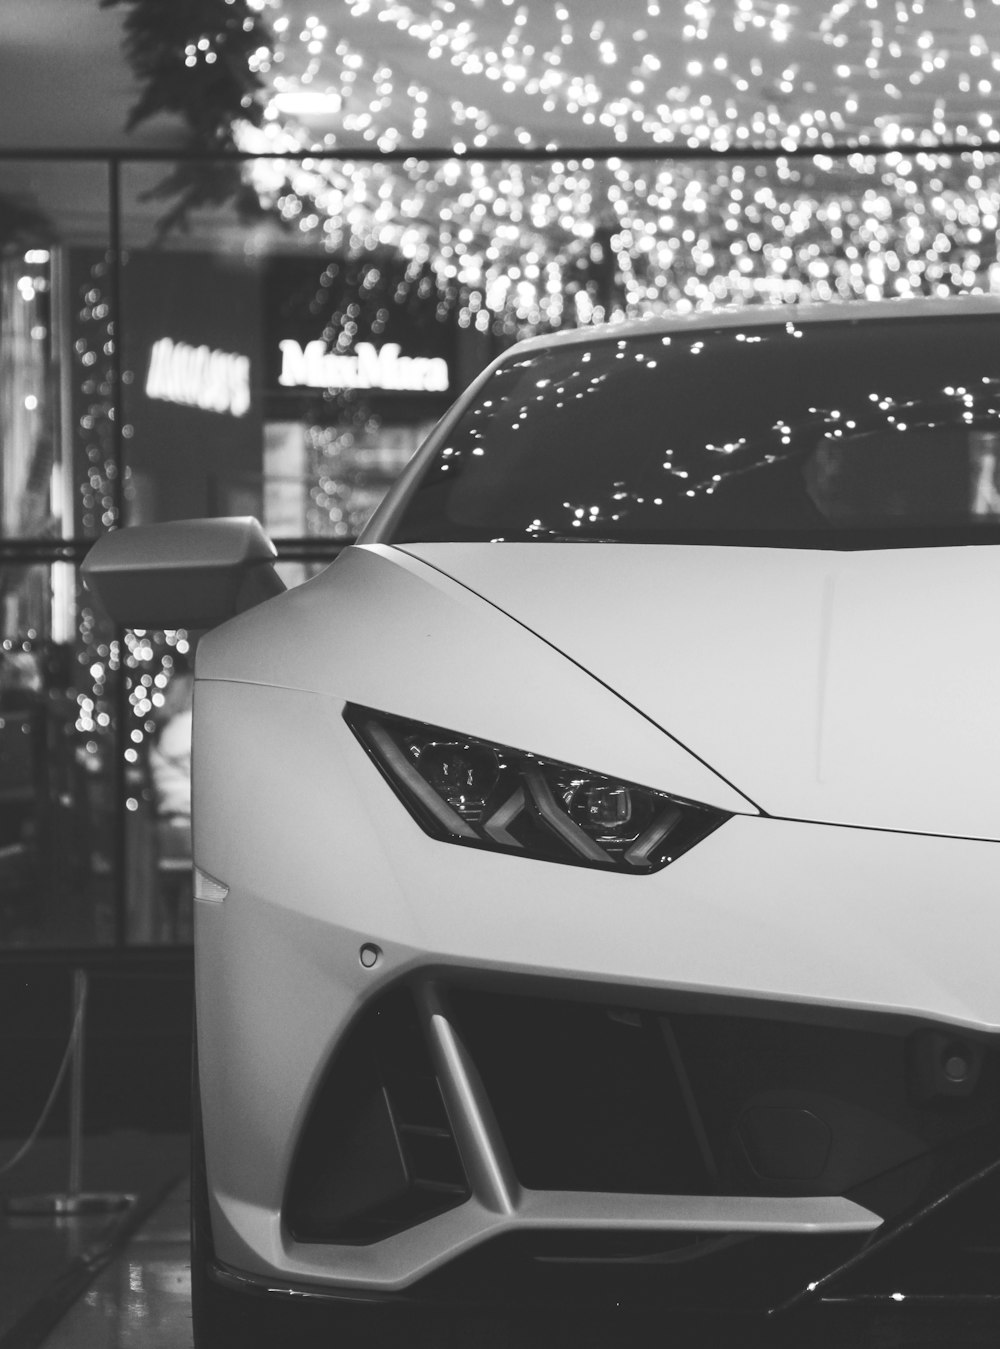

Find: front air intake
<box><xmin>285</xmin><ymin>987</ymin><xmax>469</xmax><ymax>1243</ymax></box>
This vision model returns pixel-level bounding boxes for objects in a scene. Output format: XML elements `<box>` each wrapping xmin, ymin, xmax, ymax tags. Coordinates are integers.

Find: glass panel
<box><xmin>0</xmin><ymin>160</ymin><xmax>112</xmax><ymax>541</ymax></box>
<box><xmin>0</xmin><ymin>563</ymin><xmax>118</xmax><ymax>947</ymax></box>
<box><xmin>118</xmin><ymin>159</ymin><xmax>457</xmax><ymax>539</ymax></box>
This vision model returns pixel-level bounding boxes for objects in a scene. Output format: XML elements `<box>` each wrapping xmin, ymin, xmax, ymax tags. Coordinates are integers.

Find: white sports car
<box><xmin>85</xmin><ymin>296</ymin><xmax>1000</xmax><ymax>1343</ymax></box>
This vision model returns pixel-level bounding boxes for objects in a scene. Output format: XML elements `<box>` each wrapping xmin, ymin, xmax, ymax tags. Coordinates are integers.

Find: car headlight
<box><xmin>345</xmin><ymin>705</ymin><xmax>729</xmax><ymax>873</ymax></box>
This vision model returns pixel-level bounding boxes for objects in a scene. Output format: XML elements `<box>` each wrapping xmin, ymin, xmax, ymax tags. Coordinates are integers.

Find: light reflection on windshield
<box><xmin>393</xmin><ymin>315</ymin><xmax>1000</xmax><ymax>549</ymax></box>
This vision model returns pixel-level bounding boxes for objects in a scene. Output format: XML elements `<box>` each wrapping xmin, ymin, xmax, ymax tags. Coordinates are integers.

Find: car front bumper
<box><xmin>193</xmin><ymin>679</ymin><xmax>1000</xmax><ymax>1296</ymax></box>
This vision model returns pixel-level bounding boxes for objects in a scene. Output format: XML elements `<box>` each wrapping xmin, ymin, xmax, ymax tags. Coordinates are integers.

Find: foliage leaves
<box><xmin>0</xmin><ymin>196</ymin><xmax>53</xmax><ymax>249</ymax></box>
<box><xmin>100</xmin><ymin>0</ymin><xmax>273</xmax><ymax>236</ymax></box>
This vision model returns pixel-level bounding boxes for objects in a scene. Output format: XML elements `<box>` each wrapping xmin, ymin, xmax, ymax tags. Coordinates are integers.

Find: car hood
<box><xmin>400</xmin><ymin>541</ymin><xmax>1000</xmax><ymax>841</ymax></box>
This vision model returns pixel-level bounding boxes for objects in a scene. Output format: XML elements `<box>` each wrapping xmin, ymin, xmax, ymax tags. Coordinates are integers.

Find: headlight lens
<box><xmin>345</xmin><ymin>705</ymin><xmax>729</xmax><ymax>873</ymax></box>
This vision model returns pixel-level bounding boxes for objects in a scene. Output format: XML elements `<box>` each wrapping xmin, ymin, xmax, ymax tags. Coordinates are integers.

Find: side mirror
<box><xmin>81</xmin><ymin>517</ymin><xmax>286</xmax><ymax>630</ymax></box>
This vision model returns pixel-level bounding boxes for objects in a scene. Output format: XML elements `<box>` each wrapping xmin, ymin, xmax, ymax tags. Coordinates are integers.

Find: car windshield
<box><xmin>390</xmin><ymin>313</ymin><xmax>1000</xmax><ymax>548</ymax></box>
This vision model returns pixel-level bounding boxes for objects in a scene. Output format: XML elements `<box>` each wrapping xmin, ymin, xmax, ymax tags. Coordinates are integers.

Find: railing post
<box><xmin>6</xmin><ymin>967</ymin><xmax>133</xmax><ymax>1216</ymax></box>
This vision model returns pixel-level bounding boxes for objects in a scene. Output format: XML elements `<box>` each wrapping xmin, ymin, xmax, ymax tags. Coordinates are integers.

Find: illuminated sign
<box><xmin>278</xmin><ymin>339</ymin><xmax>450</xmax><ymax>393</ymax></box>
<box><xmin>145</xmin><ymin>337</ymin><xmax>251</xmax><ymax>417</ymax></box>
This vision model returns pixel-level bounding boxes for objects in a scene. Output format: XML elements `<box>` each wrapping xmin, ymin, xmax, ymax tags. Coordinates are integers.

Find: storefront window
<box><xmin>117</xmin><ymin>163</ymin><xmax>459</xmax><ymax>551</ymax></box>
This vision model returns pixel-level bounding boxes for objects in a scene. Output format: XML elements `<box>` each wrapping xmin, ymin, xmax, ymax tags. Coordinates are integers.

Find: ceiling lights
<box><xmin>245</xmin><ymin>0</ymin><xmax>1000</xmax><ymax>153</ymax></box>
<box><xmin>198</xmin><ymin>3</ymin><xmax>1000</xmax><ymax>330</ymax></box>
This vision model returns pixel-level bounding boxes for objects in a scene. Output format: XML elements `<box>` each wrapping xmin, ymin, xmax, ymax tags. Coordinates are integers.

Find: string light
<box><xmin>164</xmin><ymin>3</ymin><xmax>994</xmax><ymax>332</ymax></box>
<box><xmin>248</xmin><ymin>0</ymin><xmax>1000</xmax><ymax>152</ymax></box>
<box><xmin>228</xmin><ymin>147</ymin><xmax>1000</xmax><ymax>332</ymax></box>
<box><xmin>73</xmin><ymin>265</ymin><xmax>193</xmax><ymax>755</ymax></box>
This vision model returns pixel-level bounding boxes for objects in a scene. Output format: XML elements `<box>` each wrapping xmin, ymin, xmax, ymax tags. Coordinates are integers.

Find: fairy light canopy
<box><xmin>211</xmin><ymin>1</ymin><xmax>1000</xmax><ymax>319</ymax></box>
<box><xmin>232</xmin><ymin>0</ymin><xmax>1000</xmax><ymax>153</ymax></box>
<box><xmin>87</xmin><ymin>1</ymin><xmax>1000</xmax><ymax>330</ymax></box>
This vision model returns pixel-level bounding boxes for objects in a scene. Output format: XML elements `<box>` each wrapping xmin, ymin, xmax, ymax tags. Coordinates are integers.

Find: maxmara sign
<box><xmin>278</xmin><ymin>339</ymin><xmax>450</xmax><ymax>393</ymax></box>
<box><xmin>145</xmin><ymin>337</ymin><xmax>251</xmax><ymax>418</ymax></box>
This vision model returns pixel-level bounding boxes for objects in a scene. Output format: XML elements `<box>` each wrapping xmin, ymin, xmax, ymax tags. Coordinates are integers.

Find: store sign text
<box><xmin>278</xmin><ymin>340</ymin><xmax>449</xmax><ymax>393</ymax></box>
<box><xmin>145</xmin><ymin>338</ymin><xmax>251</xmax><ymax>417</ymax></box>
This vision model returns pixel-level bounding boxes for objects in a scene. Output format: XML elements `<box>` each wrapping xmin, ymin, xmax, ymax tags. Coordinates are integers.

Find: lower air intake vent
<box><xmin>447</xmin><ymin>988</ymin><xmax>714</xmax><ymax>1195</ymax></box>
<box><xmin>285</xmin><ymin>988</ymin><xmax>469</xmax><ymax>1243</ymax></box>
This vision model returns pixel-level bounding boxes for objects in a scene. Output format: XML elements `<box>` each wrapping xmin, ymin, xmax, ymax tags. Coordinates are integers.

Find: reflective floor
<box><xmin>39</xmin><ymin>1180</ymin><xmax>192</xmax><ymax>1349</ymax></box>
<box><xmin>14</xmin><ymin>1161</ymin><xmax>1000</xmax><ymax>1349</ymax></box>
<box><xmin>27</xmin><ymin>1185</ymin><xmax>1000</xmax><ymax>1349</ymax></box>
<box><xmin>0</xmin><ymin>1132</ymin><xmax>189</xmax><ymax>1348</ymax></box>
